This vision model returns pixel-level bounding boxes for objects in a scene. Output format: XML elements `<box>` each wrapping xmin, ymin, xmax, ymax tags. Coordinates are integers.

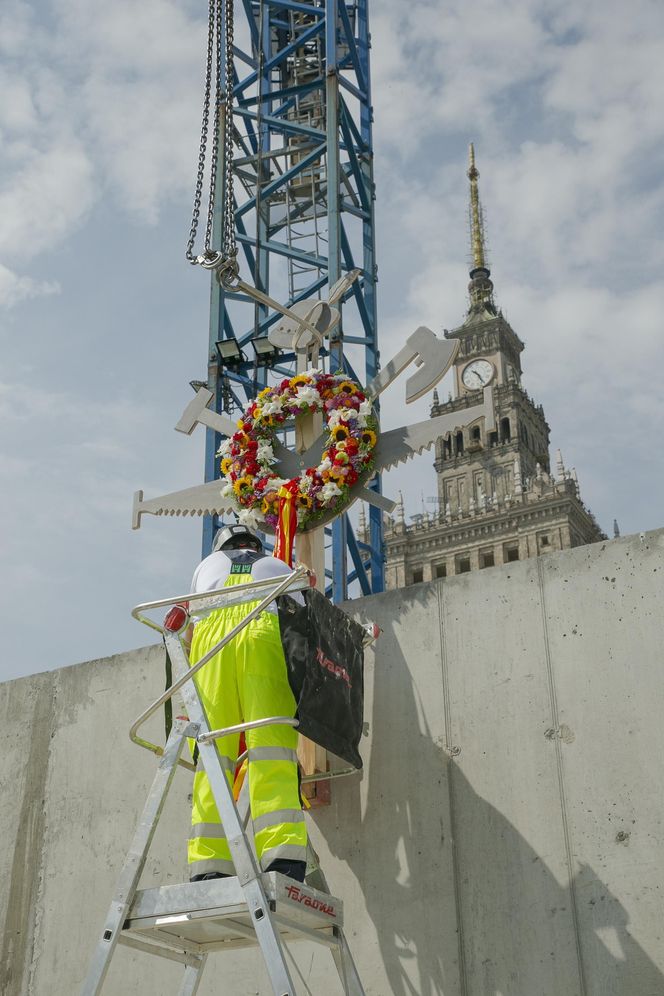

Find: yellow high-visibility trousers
<box><xmin>188</xmin><ymin>588</ymin><xmax>306</xmax><ymax>877</ymax></box>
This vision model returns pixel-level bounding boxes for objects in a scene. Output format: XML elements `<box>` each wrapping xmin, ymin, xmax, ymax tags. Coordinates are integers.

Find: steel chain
<box><xmin>221</xmin><ymin>0</ymin><xmax>237</xmax><ymax>265</ymax></box>
<box><xmin>185</xmin><ymin>0</ymin><xmax>236</xmax><ymax>271</ymax></box>
<box><xmin>204</xmin><ymin>0</ymin><xmax>223</xmax><ymax>257</ymax></box>
<box><xmin>185</xmin><ymin>0</ymin><xmax>217</xmax><ymax>263</ymax></box>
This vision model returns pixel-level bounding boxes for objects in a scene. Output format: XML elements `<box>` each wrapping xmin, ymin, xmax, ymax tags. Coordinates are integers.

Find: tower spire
<box><xmin>468</xmin><ymin>143</ymin><xmax>487</xmax><ymax>271</ymax></box>
<box><xmin>465</xmin><ymin>144</ymin><xmax>496</xmax><ymax>319</ymax></box>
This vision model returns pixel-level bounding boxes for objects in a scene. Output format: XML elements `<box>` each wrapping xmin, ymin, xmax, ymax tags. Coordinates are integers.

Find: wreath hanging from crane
<box><xmin>218</xmin><ymin>371</ymin><xmax>378</xmax><ymax>561</ymax></box>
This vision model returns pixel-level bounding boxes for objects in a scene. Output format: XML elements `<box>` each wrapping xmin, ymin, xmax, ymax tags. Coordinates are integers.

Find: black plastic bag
<box><xmin>277</xmin><ymin>588</ymin><xmax>365</xmax><ymax>769</ymax></box>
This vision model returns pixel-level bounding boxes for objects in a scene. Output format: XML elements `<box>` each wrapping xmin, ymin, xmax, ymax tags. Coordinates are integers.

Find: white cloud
<box><xmin>0</xmin><ymin>0</ymin><xmax>205</xmax><ymax>278</ymax></box>
<box><xmin>0</xmin><ymin>263</ymin><xmax>60</xmax><ymax>307</ymax></box>
<box><xmin>0</xmin><ymin>140</ymin><xmax>95</xmax><ymax>259</ymax></box>
<box><xmin>0</xmin><ymin>1</ymin><xmax>33</xmax><ymax>59</ymax></box>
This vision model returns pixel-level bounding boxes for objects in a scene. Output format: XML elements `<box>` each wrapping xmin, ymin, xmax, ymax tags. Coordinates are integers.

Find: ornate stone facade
<box><xmin>376</xmin><ymin>146</ymin><xmax>605</xmax><ymax>589</ymax></box>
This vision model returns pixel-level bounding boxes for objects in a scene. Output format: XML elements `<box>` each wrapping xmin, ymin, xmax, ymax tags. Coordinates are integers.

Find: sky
<box><xmin>1</xmin><ymin>0</ymin><xmax>663</xmax><ymax>683</ymax></box>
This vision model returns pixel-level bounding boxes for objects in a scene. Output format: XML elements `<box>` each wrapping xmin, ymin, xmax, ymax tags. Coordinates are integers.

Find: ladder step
<box><xmin>123</xmin><ymin>873</ymin><xmax>343</xmax><ymax>955</ymax></box>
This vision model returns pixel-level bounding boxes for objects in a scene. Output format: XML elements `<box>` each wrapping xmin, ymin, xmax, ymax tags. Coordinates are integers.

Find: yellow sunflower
<box><xmin>361</xmin><ymin>429</ymin><xmax>377</xmax><ymax>447</ymax></box>
<box><xmin>337</xmin><ymin>380</ymin><xmax>357</xmax><ymax>395</ymax></box>
<box><xmin>220</xmin><ymin>456</ymin><xmax>233</xmax><ymax>475</ymax></box>
<box><xmin>289</xmin><ymin>374</ymin><xmax>311</xmax><ymax>389</ymax></box>
<box><xmin>258</xmin><ymin>386</ymin><xmax>272</xmax><ymax>399</ymax></box>
<box><xmin>332</xmin><ymin>425</ymin><xmax>350</xmax><ymax>442</ymax></box>
<box><xmin>297</xmin><ymin>494</ymin><xmax>313</xmax><ymax>509</ymax></box>
<box><xmin>328</xmin><ymin>466</ymin><xmax>346</xmax><ymax>483</ymax></box>
<box><xmin>233</xmin><ymin>475</ymin><xmax>254</xmax><ymax>496</ymax></box>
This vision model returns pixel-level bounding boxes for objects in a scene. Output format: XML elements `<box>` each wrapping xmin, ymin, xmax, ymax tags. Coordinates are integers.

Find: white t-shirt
<box><xmin>191</xmin><ymin>550</ymin><xmax>304</xmax><ymax>616</ymax></box>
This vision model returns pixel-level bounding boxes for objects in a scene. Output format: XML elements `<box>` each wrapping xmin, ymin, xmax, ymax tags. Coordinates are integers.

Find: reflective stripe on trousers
<box><xmin>188</xmin><ymin>580</ymin><xmax>306</xmax><ymax>872</ymax></box>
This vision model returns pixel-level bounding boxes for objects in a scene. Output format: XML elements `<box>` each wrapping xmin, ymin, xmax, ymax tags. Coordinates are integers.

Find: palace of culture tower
<box><xmin>379</xmin><ymin>147</ymin><xmax>605</xmax><ymax>589</ymax></box>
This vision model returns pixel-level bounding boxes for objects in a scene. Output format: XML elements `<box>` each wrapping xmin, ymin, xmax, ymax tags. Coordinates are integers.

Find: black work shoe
<box><xmin>190</xmin><ymin>871</ymin><xmax>231</xmax><ymax>883</ymax></box>
<box><xmin>265</xmin><ymin>858</ymin><xmax>306</xmax><ymax>883</ymax></box>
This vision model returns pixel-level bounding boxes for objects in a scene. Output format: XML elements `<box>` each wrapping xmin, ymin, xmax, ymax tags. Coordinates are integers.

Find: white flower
<box><xmin>318</xmin><ymin>456</ymin><xmax>332</xmax><ymax>473</ymax></box>
<box><xmin>257</xmin><ymin>441</ymin><xmax>275</xmax><ymax>463</ymax></box>
<box><xmin>217</xmin><ymin>438</ymin><xmax>232</xmax><ymax>457</ymax></box>
<box><xmin>340</xmin><ymin>407</ymin><xmax>358</xmax><ymax>421</ymax></box>
<box><xmin>261</xmin><ymin>398</ymin><xmax>284</xmax><ymax>416</ymax></box>
<box><xmin>320</xmin><ymin>481</ymin><xmax>342</xmax><ymax>502</ymax></box>
<box><xmin>299</xmin><ymin>471</ymin><xmax>312</xmax><ymax>492</ymax></box>
<box><xmin>220</xmin><ymin>483</ymin><xmax>235</xmax><ymax>500</ymax></box>
<box><xmin>238</xmin><ymin>507</ymin><xmax>263</xmax><ymax>529</ymax></box>
<box><xmin>327</xmin><ymin>410</ymin><xmax>343</xmax><ymax>429</ymax></box>
<box><xmin>357</xmin><ymin>399</ymin><xmax>373</xmax><ymax>428</ymax></box>
<box><xmin>270</xmin><ymin>477</ymin><xmax>290</xmax><ymax>490</ymax></box>
<box><xmin>295</xmin><ymin>385</ymin><xmax>321</xmax><ymax>407</ymax></box>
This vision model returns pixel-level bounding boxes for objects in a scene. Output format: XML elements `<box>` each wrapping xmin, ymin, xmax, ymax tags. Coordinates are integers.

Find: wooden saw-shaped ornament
<box><xmin>133</xmin><ymin>326</ymin><xmax>495</xmax><ymax>530</ymax></box>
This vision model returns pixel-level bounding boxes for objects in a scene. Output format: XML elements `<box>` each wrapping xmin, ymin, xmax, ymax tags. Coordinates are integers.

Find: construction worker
<box><xmin>186</xmin><ymin>523</ymin><xmax>307</xmax><ymax>884</ymax></box>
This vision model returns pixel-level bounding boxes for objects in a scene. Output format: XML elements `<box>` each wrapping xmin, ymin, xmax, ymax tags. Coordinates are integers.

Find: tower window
<box><xmin>455</xmin><ymin>431</ymin><xmax>464</xmax><ymax>455</ymax></box>
<box><xmin>503</xmin><ymin>543</ymin><xmax>519</xmax><ymax>563</ymax></box>
<box><xmin>500</xmin><ymin>417</ymin><xmax>511</xmax><ymax>442</ymax></box>
<box><xmin>479</xmin><ymin>549</ymin><xmax>495</xmax><ymax>569</ymax></box>
<box><xmin>443</xmin><ymin>436</ymin><xmax>452</xmax><ymax>459</ymax></box>
<box><xmin>435</xmin><ymin>563</ymin><xmax>447</xmax><ymax>579</ymax></box>
<box><xmin>489</xmin><ymin>430</ymin><xmax>498</xmax><ymax>447</ymax></box>
<box><xmin>411</xmin><ymin>567</ymin><xmax>423</xmax><ymax>584</ymax></box>
<box><xmin>471</xmin><ymin>426</ymin><xmax>481</xmax><ymax>443</ymax></box>
<box><xmin>455</xmin><ymin>554</ymin><xmax>471</xmax><ymax>574</ymax></box>
<box><xmin>538</xmin><ymin>533</ymin><xmax>551</xmax><ymax>551</ymax></box>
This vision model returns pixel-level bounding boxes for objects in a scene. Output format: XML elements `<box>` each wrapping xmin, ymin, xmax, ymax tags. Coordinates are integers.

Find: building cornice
<box><xmin>385</xmin><ymin>492</ymin><xmax>606</xmax><ymax>556</ymax></box>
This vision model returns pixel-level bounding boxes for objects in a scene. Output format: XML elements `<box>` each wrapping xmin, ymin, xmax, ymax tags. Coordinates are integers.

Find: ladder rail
<box><xmin>177</xmin><ymin>959</ymin><xmax>208</xmax><ymax>996</ymax></box>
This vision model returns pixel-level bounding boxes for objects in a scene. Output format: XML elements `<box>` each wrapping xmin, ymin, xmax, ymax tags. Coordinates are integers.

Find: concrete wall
<box><xmin>2</xmin><ymin>529</ymin><xmax>664</xmax><ymax>995</ymax></box>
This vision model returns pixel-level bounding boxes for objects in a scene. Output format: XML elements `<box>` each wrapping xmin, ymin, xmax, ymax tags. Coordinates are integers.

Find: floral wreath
<box><xmin>217</xmin><ymin>371</ymin><xmax>378</xmax><ymax>536</ymax></box>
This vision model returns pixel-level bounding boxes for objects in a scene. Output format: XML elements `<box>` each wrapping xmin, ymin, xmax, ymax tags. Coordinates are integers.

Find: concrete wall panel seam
<box><xmin>437</xmin><ymin>581</ymin><xmax>469</xmax><ymax>996</ymax></box>
<box><xmin>537</xmin><ymin>555</ymin><xmax>588</xmax><ymax>996</ymax></box>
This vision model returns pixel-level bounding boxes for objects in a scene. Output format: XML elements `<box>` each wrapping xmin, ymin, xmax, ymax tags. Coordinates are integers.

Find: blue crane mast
<box><xmin>195</xmin><ymin>0</ymin><xmax>384</xmax><ymax>601</ymax></box>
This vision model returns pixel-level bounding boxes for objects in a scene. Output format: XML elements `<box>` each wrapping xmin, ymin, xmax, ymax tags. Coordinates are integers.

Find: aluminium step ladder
<box><xmin>81</xmin><ymin>566</ymin><xmax>366</xmax><ymax>996</ymax></box>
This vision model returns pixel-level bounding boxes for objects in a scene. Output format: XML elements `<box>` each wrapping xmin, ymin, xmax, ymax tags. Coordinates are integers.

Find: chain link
<box><xmin>185</xmin><ymin>0</ymin><xmax>216</xmax><ymax>263</ymax></box>
<box><xmin>221</xmin><ymin>0</ymin><xmax>237</xmax><ymax>263</ymax></box>
<box><xmin>185</xmin><ymin>0</ymin><xmax>236</xmax><ymax>270</ymax></box>
<box><xmin>204</xmin><ymin>0</ymin><xmax>223</xmax><ymax>257</ymax></box>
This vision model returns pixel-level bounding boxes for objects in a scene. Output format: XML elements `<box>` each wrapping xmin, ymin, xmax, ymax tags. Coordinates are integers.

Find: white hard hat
<box><xmin>212</xmin><ymin>523</ymin><xmax>263</xmax><ymax>553</ymax></box>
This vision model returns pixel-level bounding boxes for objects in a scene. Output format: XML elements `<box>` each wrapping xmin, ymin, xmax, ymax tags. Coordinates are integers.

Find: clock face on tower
<box><xmin>462</xmin><ymin>358</ymin><xmax>494</xmax><ymax>389</ymax></box>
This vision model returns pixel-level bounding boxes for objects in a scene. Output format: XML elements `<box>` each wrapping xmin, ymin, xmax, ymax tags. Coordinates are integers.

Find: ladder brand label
<box><xmin>230</xmin><ymin>563</ymin><xmax>253</xmax><ymax>574</ymax></box>
<box><xmin>285</xmin><ymin>884</ymin><xmax>336</xmax><ymax>918</ymax></box>
<box><xmin>316</xmin><ymin>647</ymin><xmax>351</xmax><ymax>688</ymax></box>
